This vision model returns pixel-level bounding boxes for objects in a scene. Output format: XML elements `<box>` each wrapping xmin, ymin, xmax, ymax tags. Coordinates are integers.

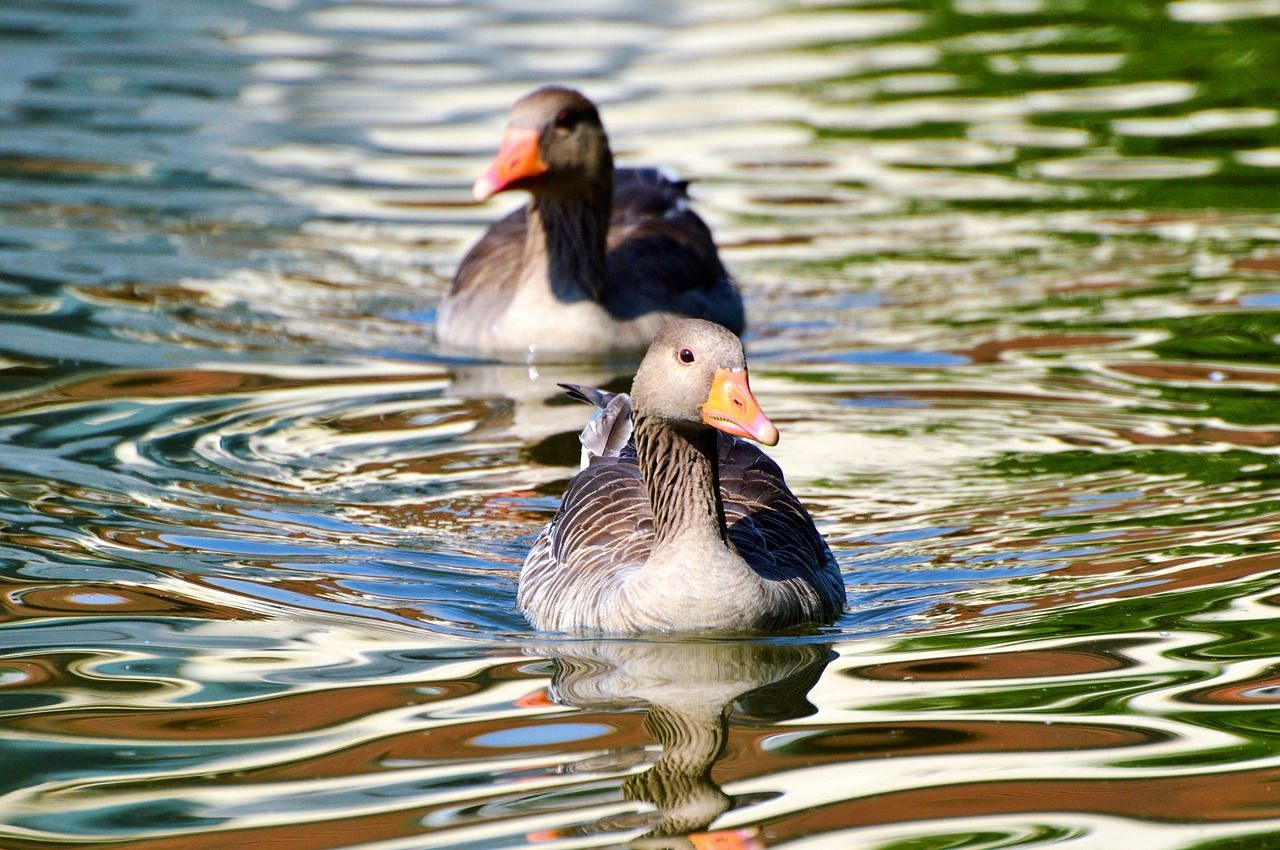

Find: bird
<box><xmin>437</xmin><ymin>86</ymin><xmax>745</xmax><ymax>358</ymax></box>
<box><xmin>518</xmin><ymin>319</ymin><xmax>844</xmax><ymax>632</ymax></box>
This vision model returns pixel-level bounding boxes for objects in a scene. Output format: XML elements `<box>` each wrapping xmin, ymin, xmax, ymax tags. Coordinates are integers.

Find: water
<box><xmin>4</xmin><ymin>0</ymin><xmax>1280</xmax><ymax>846</ymax></box>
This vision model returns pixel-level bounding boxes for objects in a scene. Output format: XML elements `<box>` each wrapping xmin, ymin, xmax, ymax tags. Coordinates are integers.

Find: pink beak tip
<box><xmin>756</xmin><ymin>418</ymin><xmax>780</xmax><ymax>447</ymax></box>
<box><xmin>472</xmin><ymin>173</ymin><xmax>497</xmax><ymax>202</ymax></box>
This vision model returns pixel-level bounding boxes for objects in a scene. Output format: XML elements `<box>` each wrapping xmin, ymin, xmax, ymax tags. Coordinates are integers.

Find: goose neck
<box><xmin>634</xmin><ymin>414</ymin><xmax>732</xmax><ymax>551</ymax></box>
<box><xmin>524</xmin><ymin>178</ymin><xmax>612</xmax><ymax>303</ymax></box>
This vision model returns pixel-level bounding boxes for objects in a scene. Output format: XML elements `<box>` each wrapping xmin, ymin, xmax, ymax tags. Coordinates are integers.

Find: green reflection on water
<box><xmin>875</xmin><ymin>824</ymin><xmax>1080</xmax><ymax>850</ymax></box>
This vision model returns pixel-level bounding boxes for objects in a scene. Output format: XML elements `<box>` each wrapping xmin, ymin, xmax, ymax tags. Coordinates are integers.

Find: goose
<box><xmin>437</xmin><ymin>87</ymin><xmax>744</xmax><ymax>358</ymax></box>
<box><xmin>519</xmin><ymin>319</ymin><xmax>844</xmax><ymax>632</ymax></box>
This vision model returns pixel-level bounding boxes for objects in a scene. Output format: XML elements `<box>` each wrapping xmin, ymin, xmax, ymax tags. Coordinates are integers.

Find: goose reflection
<box><xmin>445</xmin><ymin>361</ymin><xmax>629</xmax><ymax>447</ymax></box>
<box><xmin>529</xmin><ymin>639</ymin><xmax>834</xmax><ymax>848</ymax></box>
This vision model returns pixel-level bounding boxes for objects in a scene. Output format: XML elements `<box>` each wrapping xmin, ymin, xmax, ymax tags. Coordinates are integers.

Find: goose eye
<box><xmin>678</xmin><ymin>348</ymin><xmax>695</xmax><ymax>364</ymax></box>
<box><xmin>554</xmin><ymin>109</ymin><xmax>574</xmax><ymax>129</ymax></box>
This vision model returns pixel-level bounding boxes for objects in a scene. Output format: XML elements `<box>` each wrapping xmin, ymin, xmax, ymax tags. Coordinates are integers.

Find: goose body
<box><xmin>438</xmin><ymin>87</ymin><xmax>744</xmax><ymax>358</ymax></box>
<box><xmin>518</xmin><ymin>320</ymin><xmax>844</xmax><ymax>632</ymax></box>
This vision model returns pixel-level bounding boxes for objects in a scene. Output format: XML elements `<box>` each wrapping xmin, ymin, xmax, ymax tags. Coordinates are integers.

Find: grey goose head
<box><xmin>632</xmin><ymin>319</ymin><xmax>779</xmax><ymax>446</ymax></box>
<box><xmin>472</xmin><ymin>86</ymin><xmax>613</xmax><ymax>203</ymax></box>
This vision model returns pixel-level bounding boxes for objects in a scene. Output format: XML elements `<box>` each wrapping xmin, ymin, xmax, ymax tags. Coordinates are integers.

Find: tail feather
<box><xmin>560</xmin><ymin>383</ymin><xmax>633</xmax><ymax>468</ymax></box>
<box><xmin>558</xmin><ymin>382</ymin><xmax>617</xmax><ymax>409</ymax></box>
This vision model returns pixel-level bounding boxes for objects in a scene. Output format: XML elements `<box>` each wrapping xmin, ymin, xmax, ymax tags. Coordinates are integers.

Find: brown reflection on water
<box><xmin>1183</xmin><ymin>666</ymin><xmax>1280</xmax><ymax>706</ymax></box>
<box><xmin>856</xmin><ymin>647</ymin><xmax>1131</xmax><ymax>682</ymax></box>
<box><xmin>1111</xmin><ymin>362</ymin><xmax>1280</xmax><ymax>386</ymax></box>
<box><xmin>942</xmin><ymin>551</ymin><xmax>1280</xmax><ymax>626</ymax></box>
<box><xmin>731</xmin><ymin>719</ymin><xmax>1157</xmax><ymax>768</ymax></box>
<box><xmin>0</xmin><ymin>368</ymin><xmax>281</xmax><ymax>418</ymax></box>
<box><xmin>0</xmin><ymin>363</ymin><xmax>450</xmax><ymax>420</ymax></box>
<box><xmin>0</xmin><ymin>580</ymin><xmax>258</xmax><ymax>625</ymax></box>
<box><xmin>537</xmin><ymin>641</ymin><xmax>833</xmax><ymax>843</ymax></box>
<box><xmin>960</xmin><ymin>333</ymin><xmax>1134</xmax><ymax>365</ymax></box>
<box><xmin>1235</xmin><ymin>255</ymin><xmax>1280</xmax><ymax>275</ymax></box>
<box><xmin>2</xmin><ymin>809</ymin><xmax>436</xmax><ymax>850</ymax></box>
<box><xmin>1110</xmin><ymin>424</ymin><xmax>1280</xmax><ymax>450</ymax></box>
<box><xmin>11</xmin><ymin>678</ymin><xmax>482</xmax><ymax>746</ymax></box>
<box><xmin>0</xmin><ymin>652</ymin><xmax>143</xmax><ymax>693</ymax></box>
<box><xmin>0</xmin><ymin>154</ymin><xmax>143</xmax><ymax>179</ymax></box>
<box><xmin>767</xmin><ymin>766</ymin><xmax>1280</xmax><ymax>843</ymax></box>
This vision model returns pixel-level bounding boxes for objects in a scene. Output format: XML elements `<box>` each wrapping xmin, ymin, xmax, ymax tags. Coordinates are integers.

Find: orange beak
<box><xmin>472</xmin><ymin>126</ymin><xmax>548</xmax><ymax>201</ymax></box>
<box><xmin>701</xmin><ymin>368</ymin><xmax>779</xmax><ymax>446</ymax></box>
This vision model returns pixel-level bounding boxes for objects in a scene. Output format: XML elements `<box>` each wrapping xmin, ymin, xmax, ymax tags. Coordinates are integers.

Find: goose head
<box><xmin>473</xmin><ymin>86</ymin><xmax>613</xmax><ymax>202</ymax></box>
<box><xmin>632</xmin><ymin>319</ymin><xmax>779</xmax><ymax>446</ymax></box>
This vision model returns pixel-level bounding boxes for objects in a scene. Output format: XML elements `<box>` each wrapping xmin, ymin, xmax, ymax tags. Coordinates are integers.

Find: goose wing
<box><xmin>521</xmin><ymin>385</ymin><xmax>651</xmax><ymax>629</ymax></box>
<box><xmin>718</xmin><ymin>435</ymin><xmax>845</xmax><ymax>623</ymax></box>
<box><xmin>604</xmin><ymin>170</ymin><xmax>743</xmax><ymax>333</ymax></box>
<box><xmin>519</xmin><ymin>454</ymin><xmax>652</xmax><ymax>631</ymax></box>
<box><xmin>438</xmin><ymin>207</ymin><xmax>527</xmax><ymax>344</ymax></box>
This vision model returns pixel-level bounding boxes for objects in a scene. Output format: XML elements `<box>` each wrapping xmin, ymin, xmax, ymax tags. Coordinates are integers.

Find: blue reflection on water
<box><xmin>472</xmin><ymin>723</ymin><xmax>614</xmax><ymax>748</ymax></box>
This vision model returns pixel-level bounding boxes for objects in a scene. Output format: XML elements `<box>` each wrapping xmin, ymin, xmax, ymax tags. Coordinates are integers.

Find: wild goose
<box><xmin>437</xmin><ymin>87</ymin><xmax>744</xmax><ymax>358</ymax></box>
<box><xmin>519</xmin><ymin>319</ymin><xmax>844</xmax><ymax>632</ymax></box>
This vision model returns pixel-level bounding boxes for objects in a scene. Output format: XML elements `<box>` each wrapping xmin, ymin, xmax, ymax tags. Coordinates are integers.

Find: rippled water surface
<box><xmin>5</xmin><ymin>0</ymin><xmax>1280</xmax><ymax>847</ymax></box>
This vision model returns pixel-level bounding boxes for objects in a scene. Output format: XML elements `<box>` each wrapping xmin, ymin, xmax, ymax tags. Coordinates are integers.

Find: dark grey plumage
<box><xmin>519</xmin><ymin>320</ymin><xmax>844</xmax><ymax>632</ymax></box>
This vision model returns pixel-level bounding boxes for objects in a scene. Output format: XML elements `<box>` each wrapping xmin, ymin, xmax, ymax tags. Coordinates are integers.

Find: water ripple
<box><xmin>7</xmin><ymin>0</ymin><xmax>1280</xmax><ymax>847</ymax></box>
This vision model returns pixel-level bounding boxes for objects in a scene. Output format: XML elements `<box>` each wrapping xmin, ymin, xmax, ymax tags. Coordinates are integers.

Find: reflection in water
<box><xmin>7</xmin><ymin>0</ymin><xmax>1280</xmax><ymax>847</ymax></box>
<box><xmin>537</xmin><ymin>640</ymin><xmax>831</xmax><ymax>846</ymax></box>
<box><xmin>446</xmin><ymin>360</ymin><xmax>631</xmax><ymax>448</ymax></box>
<box><xmin>7</xmin><ymin>616</ymin><xmax>1280</xmax><ymax>848</ymax></box>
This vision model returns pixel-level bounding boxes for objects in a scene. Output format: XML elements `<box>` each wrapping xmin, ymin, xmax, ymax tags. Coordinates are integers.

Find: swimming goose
<box><xmin>437</xmin><ymin>87</ymin><xmax>744</xmax><ymax>358</ymax></box>
<box><xmin>519</xmin><ymin>319</ymin><xmax>844</xmax><ymax>632</ymax></box>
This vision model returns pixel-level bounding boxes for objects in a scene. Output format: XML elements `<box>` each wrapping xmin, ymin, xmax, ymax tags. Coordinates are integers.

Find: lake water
<box><xmin>4</xmin><ymin>0</ymin><xmax>1280</xmax><ymax>847</ymax></box>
